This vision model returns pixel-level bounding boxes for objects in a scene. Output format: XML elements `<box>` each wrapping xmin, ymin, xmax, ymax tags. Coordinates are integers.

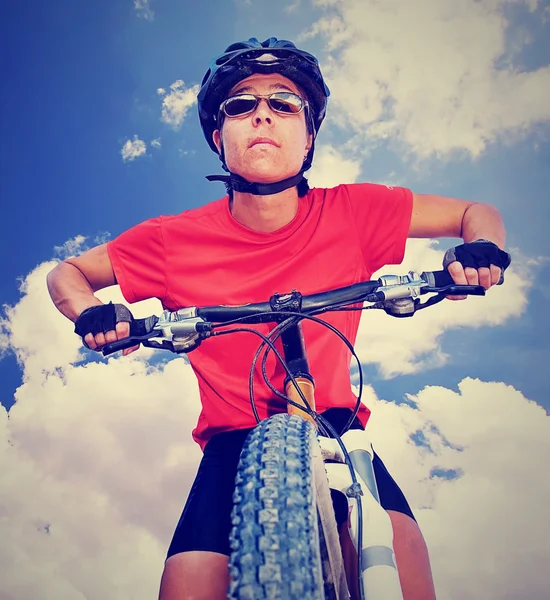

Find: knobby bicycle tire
<box><xmin>228</xmin><ymin>413</ymin><xmax>349</xmax><ymax>600</ymax></box>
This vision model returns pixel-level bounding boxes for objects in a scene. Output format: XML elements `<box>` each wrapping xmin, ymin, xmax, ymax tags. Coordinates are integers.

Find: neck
<box><xmin>230</xmin><ymin>187</ymin><xmax>300</xmax><ymax>233</ymax></box>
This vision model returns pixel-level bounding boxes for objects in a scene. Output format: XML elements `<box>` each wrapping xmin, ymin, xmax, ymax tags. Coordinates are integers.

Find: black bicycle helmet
<box><xmin>198</xmin><ymin>37</ymin><xmax>330</xmax><ymax>195</ymax></box>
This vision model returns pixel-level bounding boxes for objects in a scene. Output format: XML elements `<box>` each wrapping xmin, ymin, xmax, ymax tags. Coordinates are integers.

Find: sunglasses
<box><xmin>219</xmin><ymin>92</ymin><xmax>308</xmax><ymax>119</ymax></box>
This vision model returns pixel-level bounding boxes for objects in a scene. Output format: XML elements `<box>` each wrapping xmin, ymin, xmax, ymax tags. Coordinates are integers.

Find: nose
<box><xmin>252</xmin><ymin>98</ymin><xmax>273</xmax><ymax>125</ymax></box>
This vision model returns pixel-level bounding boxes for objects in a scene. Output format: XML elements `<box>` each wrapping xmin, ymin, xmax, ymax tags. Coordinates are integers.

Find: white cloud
<box><xmin>121</xmin><ymin>136</ymin><xmax>147</xmax><ymax>162</ymax></box>
<box><xmin>355</xmin><ymin>239</ymin><xmax>529</xmax><ymax>377</ymax></box>
<box><xmin>2</xmin><ymin>262</ymin><xmax>83</xmax><ymax>376</ymax></box>
<box><xmin>284</xmin><ymin>0</ymin><xmax>301</xmax><ymax>13</ymax></box>
<box><xmin>178</xmin><ymin>148</ymin><xmax>196</xmax><ymax>158</ymax></box>
<box><xmin>52</xmin><ymin>234</ymin><xmax>111</xmax><ymax>260</ymax></box>
<box><xmin>53</xmin><ymin>235</ymin><xmax>88</xmax><ymax>259</ymax></box>
<box><xmin>151</xmin><ymin>138</ymin><xmax>161</xmax><ymax>149</ymax></box>
<box><xmin>0</xmin><ymin>262</ymin><xmax>163</xmax><ymax>381</ymax></box>
<box><xmin>308</xmin><ymin>144</ymin><xmax>362</xmax><ymax>187</ymax></box>
<box><xmin>0</xmin><ymin>261</ymin><xmax>201</xmax><ymax>599</ymax></box>
<box><xmin>305</xmin><ymin>0</ymin><xmax>550</xmax><ymax>159</ymax></box>
<box><xmin>0</xmin><ymin>331</ymin><xmax>9</xmax><ymax>356</ymax></box>
<box><xmin>134</xmin><ymin>0</ymin><xmax>154</xmax><ymax>21</ymax></box>
<box><xmin>158</xmin><ymin>80</ymin><xmax>200</xmax><ymax>130</ymax></box>
<box><xmin>363</xmin><ymin>379</ymin><xmax>550</xmax><ymax>599</ymax></box>
<box><xmin>1</xmin><ymin>246</ymin><xmax>547</xmax><ymax>599</ymax></box>
<box><xmin>93</xmin><ymin>231</ymin><xmax>112</xmax><ymax>245</ymax></box>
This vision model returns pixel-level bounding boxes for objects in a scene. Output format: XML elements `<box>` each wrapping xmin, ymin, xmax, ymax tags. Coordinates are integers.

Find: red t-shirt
<box><xmin>107</xmin><ymin>183</ymin><xmax>413</xmax><ymax>450</ymax></box>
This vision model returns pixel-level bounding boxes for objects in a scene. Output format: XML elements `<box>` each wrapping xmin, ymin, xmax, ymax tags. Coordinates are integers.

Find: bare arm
<box><xmin>47</xmin><ymin>243</ymin><xmax>136</xmax><ymax>353</ymax></box>
<box><xmin>47</xmin><ymin>243</ymin><xmax>116</xmax><ymax>322</ymax></box>
<box><xmin>409</xmin><ymin>193</ymin><xmax>507</xmax><ymax>296</ymax></box>
<box><xmin>409</xmin><ymin>193</ymin><xmax>505</xmax><ymax>247</ymax></box>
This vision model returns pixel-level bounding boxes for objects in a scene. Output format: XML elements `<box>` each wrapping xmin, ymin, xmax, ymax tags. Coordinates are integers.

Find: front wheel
<box><xmin>228</xmin><ymin>413</ymin><xmax>347</xmax><ymax>600</ymax></box>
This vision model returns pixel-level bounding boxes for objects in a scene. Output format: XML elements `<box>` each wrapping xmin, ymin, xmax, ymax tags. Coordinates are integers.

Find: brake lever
<box><xmin>415</xmin><ymin>284</ymin><xmax>486</xmax><ymax>312</ymax></box>
<box><xmin>143</xmin><ymin>334</ymin><xmax>203</xmax><ymax>354</ymax></box>
<box><xmin>102</xmin><ymin>329</ymin><xmax>161</xmax><ymax>356</ymax></box>
<box><xmin>380</xmin><ymin>282</ymin><xmax>486</xmax><ymax>318</ymax></box>
<box><xmin>142</xmin><ymin>338</ymin><xmax>181</xmax><ymax>352</ymax></box>
<box><xmin>422</xmin><ymin>284</ymin><xmax>486</xmax><ymax>296</ymax></box>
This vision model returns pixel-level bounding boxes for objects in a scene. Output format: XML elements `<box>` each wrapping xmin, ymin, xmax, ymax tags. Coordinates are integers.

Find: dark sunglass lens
<box><xmin>270</xmin><ymin>94</ymin><xmax>303</xmax><ymax>113</ymax></box>
<box><xmin>224</xmin><ymin>97</ymin><xmax>257</xmax><ymax>116</ymax></box>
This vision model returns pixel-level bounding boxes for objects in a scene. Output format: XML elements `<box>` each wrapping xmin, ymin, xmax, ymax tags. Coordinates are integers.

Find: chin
<box><xmin>246</xmin><ymin>173</ymin><xmax>286</xmax><ymax>183</ymax></box>
<box><xmin>237</xmin><ymin>165</ymin><xmax>299</xmax><ymax>184</ymax></box>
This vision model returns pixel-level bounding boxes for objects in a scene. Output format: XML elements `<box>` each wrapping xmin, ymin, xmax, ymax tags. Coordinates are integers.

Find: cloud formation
<box><xmin>158</xmin><ymin>81</ymin><xmax>200</xmax><ymax>130</ymax></box>
<box><xmin>306</xmin><ymin>0</ymin><xmax>550</xmax><ymax>159</ymax></box>
<box><xmin>308</xmin><ymin>144</ymin><xmax>361</xmax><ymax>187</ymax></box>
<box><xmin>355</xmin><ymin>239</ymin><xmax>529</xmax><ymax>377</ymax></box>
<box><xmin>53</xmin><ymin>235</ymin><xmax>88</xmax><ymax>260</ymax></box>
<box><xmin>364</xmin><ymin>379</ymin><xmax>550</xmax><ymax>600</ymax></box>
<box><xmin>134</xmin><ymin>0</ymin><xmax>154</xmax><ymax>21</ymax></box>
<box><xmin>284</xmin><ymin>0</ymin><xmax>301</xmax><ymax>13</ymax></box>
<box><xmin>121</xmin><ymin>136</ymin><xmax>147</xmax><ymax>162</ymax></box>
<box><xmin>0</xmin><ymin>251</ymin><xmax>547</xmax><ymax>599</ymax></box>
<box><xmin>52</xmin><ymin>234</ymin><xmax>111</xmax><ymax>260</ymax></box>
<box><xmin>1</xmin><ymin>262</ymin><xmax>201</xmax><ymax>599</ymax></box>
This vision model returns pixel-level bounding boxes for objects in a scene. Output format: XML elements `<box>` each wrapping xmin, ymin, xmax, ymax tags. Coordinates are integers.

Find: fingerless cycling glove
<box><xmin>443</xmin><ymin>240</ymin><xmax>511</xmax><ymax>283</ymax></box>
<box><xmin>74</xmin><ymin>302</ymin><xmax>134</xmax><ymax>347</ymax></box>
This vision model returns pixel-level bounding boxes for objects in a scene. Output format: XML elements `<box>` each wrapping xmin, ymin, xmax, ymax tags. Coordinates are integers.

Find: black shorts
<box><xmin>166</xmin><ymin>408</ymin><xmax>416</xmax><ymax>558</ymax></box>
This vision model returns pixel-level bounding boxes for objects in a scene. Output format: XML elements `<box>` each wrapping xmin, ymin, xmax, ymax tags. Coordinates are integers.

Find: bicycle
<box><xmin>102</xmin><ymin>268</ymin><xmax>487</xmax><ymax>600</ymax></box>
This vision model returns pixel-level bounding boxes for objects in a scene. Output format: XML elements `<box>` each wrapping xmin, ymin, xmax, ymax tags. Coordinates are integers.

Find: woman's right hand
<box><xmin>75</xmin><ymin>303</ymin><xmax>140</xmax><ymax>356</ymax></box>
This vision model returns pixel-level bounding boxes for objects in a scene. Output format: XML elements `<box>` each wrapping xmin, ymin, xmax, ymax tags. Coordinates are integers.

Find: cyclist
<box><xmin>47</xmin><ymin>38</ymin><xmax>510</xmax><ymax>600</ymax></box>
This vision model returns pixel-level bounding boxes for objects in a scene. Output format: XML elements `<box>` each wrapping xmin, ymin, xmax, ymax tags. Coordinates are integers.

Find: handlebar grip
<box><xmin>102</xmin><ymin>336</ymin><xmax>143</xmax><ymax>356</ymax></box>
<box><xmin>421</xmin><ymin>270</ymin><xmax>454</xmax><ymax>287</ymax></box>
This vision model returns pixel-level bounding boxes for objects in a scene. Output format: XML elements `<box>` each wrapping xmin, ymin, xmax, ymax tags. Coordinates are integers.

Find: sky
<box><xmin>1</xmin><ymin>0</ymin><xmax>549</xmax><ymax>598</ymax></box>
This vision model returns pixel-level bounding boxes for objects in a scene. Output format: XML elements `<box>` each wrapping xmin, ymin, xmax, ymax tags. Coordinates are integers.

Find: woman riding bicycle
<box><xmin>47</xmin><ymin>37</ymin><xmax>509</xmax><ymax>600</ymax></box>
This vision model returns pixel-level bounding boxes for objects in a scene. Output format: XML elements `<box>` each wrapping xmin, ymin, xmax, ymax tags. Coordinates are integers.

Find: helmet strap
<box><xmin>206</xmin><ymin>171</ymin><xmax>307</xmax><ymax>196</ymax></box>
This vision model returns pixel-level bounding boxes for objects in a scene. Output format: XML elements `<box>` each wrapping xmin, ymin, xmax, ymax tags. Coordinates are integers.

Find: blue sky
<box><xmin>1</xmin><ymin>1</ymin><xmax>549</xmax><ymax>599</ymax></box>
<box><xmin>2</xmin><ymin>0</ymin><xmax>549</xmax><ymax>408</ymax></box>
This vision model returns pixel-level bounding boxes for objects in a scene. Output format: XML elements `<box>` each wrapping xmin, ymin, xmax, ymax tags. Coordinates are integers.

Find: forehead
<box><xmin>229</xmin><ymin>73</ymin><xmax>300</xmax><ymax>96</ymax></box>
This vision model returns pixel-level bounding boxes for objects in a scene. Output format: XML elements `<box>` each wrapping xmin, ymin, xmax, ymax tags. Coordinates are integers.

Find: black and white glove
<box><xmin>443</xmin><ymin>239</ymin><xmax>511</xmax><ymax>286</ymax></box>
<box><xmin>74</xmin><ymin>302</ymin><xmax>134</xmax><ymax>350</ymax></box>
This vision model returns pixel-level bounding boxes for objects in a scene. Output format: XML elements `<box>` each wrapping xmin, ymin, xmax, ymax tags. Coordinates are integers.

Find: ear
<box><xmin>305</xmin><ymin>132</ymin><xmax>313</xmax><ymax>154</ymax></box>
<box><xmin>212</xmin><ymin>129</ymin><xmax>222</xmax><ymax>154</ymax></box>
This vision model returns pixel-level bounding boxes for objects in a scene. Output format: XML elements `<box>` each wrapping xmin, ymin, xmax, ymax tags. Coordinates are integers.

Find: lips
<box><xmin>249</xmin><ymin>137</ymin><xmax>279</xmax><ymax>147</ymax></box>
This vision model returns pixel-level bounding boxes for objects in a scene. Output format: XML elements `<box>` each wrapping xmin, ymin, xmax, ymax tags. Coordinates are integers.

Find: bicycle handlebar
<box><xmin>102</xmin><ymin>269</ymin><xmax>486</xmax><ymax>356</ymax></box>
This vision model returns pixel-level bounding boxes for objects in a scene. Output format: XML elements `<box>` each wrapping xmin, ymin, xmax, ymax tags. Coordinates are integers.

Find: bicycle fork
<box><xmin>322</xmin><ymin>433</ymin><xmax>405</xmax><ymax>600</ymax></box>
